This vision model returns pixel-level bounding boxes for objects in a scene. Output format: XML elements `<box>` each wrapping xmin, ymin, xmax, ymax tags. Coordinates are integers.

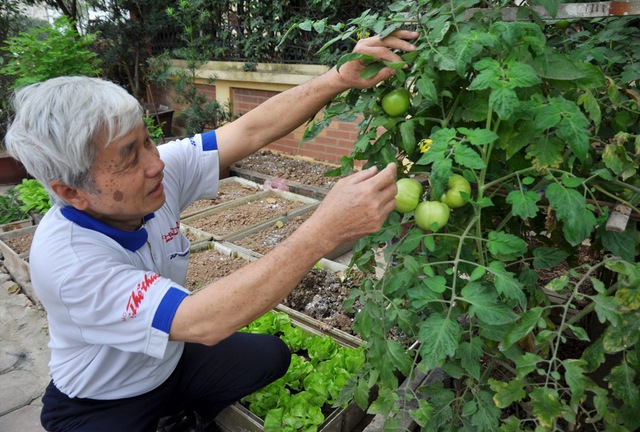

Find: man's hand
<box><xmin>332</xmin><ymin>30</ymin><xmax>420</xmax><ymax>91</ymax></box>
<box><xmin>304</xmin><ymin>163</ymin><xmax>398</xmax><ymax>251</ymax></box>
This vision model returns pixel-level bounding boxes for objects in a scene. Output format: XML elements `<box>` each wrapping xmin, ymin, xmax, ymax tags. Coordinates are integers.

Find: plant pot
<box><xmin>0</xmin><ymin>151</ymin><xmax>29</xmax><ymax>185</ymax></box>
<box><xmin>143</xmin><ymin>104</ymin><xmax>174</xmax><ymax>136</ymax></box>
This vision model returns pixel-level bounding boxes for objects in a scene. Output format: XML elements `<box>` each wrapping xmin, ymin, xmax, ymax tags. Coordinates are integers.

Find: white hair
<box><xmin>4</xmin><ymin>76</ymin><xmax>143</xmax><ymax>206</ymax></box>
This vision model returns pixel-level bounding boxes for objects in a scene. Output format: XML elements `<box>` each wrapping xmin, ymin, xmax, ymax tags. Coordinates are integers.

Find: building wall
<box><xmin>152</xmin><ymin>60</ymin><xmax>364</xmax><ymax>165</ymax></box>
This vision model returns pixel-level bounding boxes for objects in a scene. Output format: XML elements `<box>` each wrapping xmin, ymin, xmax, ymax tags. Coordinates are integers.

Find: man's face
<box><xmin>80</xmin><ymin>123</ymin><xmax>166</xmax><ymax>231</ymax></box>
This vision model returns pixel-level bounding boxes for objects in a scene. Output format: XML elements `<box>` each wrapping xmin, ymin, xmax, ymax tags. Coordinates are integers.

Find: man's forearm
<box><xmin>244</xmin><ymin>68</ymin><xmax>345</xmax><ymax>146</ymax></box>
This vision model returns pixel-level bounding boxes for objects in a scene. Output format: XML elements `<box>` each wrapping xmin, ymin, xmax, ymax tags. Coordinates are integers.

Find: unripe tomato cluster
<box><xmin>394</xmin><ymin>174</ymin><xmax>471</xmax><ymax>231</ymax></box>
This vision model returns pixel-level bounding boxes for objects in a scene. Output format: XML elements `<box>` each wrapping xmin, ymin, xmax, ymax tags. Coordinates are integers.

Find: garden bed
<box><xmin>233</xmin><ymin>150</ymin><xmax>343</xmax><ymax>190</ymax></box>
<box><xmin>180</xmin><ymin>176</ymin><xmax>262</xmax><ymax>219</ymax></box>
<box><xmin>181</xmin><ymin>190</ymin><xmax>318</xmax><ymax>241</ymax></box>
<box><xmin>184</xmin><ymin>241</ymin><xmax>359</xmax><ymax>336</ymax></box>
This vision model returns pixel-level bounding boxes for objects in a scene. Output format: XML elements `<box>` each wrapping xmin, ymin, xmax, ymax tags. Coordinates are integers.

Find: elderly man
<box><xmin>5</xmin><ymin>31</ymin><xmax>418</xmax><ymax>431</ymax></box>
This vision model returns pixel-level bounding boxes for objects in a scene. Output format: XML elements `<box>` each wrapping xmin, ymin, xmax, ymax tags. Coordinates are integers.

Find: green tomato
<box><xmin>440</xmin><ymin>174</ymin><xmax>471</xmax><ymax>209</ymax></box>
<box><xmin>414</xmin><ymin>201</ymin><xmax>450</xmax><ymax>231</ymax></box>
<box><xmin>395</xmin><ymin>178</ymin><xmax>423</xmax><ymax>213</ymax></box>
<box><xmin>381</xmin><ymin>88</ymin><xmax>411</xmax><ymax>117</ymax></box>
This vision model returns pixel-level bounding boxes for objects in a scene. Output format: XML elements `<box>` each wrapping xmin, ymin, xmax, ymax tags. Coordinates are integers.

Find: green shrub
<box><xmin>0</xmin><ymin>15</ymin><xmax>102</xmax><ymax>89</ymax></box>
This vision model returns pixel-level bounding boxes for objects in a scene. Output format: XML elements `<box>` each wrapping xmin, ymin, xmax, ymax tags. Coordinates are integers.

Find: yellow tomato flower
<box><xmin>419</xmin><ymin>139</ymin><xmax>433</xmax><ymax>153</ymax></box>
<box><xmin>356</xmin><ymin>31</ymin><xmax>371</xmax><ymax>39</ymax></box>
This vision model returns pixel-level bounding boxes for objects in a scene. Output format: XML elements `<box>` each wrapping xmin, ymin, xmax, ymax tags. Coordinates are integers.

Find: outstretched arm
<box><xmin>215</xmin><ymin>30</ymin><xmax>419</xmax><ymax>168</ymax></box>
<box><xmin>170</xmin><ymin>163</ymin><xmax>398</xmax><ymax>345</ymax></box>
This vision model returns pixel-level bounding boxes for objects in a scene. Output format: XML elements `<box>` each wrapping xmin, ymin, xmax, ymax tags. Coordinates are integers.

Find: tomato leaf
<box><xmin>399</xmin><ymin>119</ymin><xmax>417</xmax><ymax>155</ymax></box>
<box><xmin>453</xmin><ymin>143</ymin><xmax>486</xmax><ymax>169</ymax></box>
<box><xmin>458</xmin><ymin>337</ymin><xmax>483</xmax><ymax>380</ymax></box>
<box><xmin>532</xmin><ymin>247</ymin><xmax>569</xmax><ymax>269</ymax></box>
<box><xmin>489</xmin><ymin>378</ymin><xmax>526</xmax><ymax>409</ymax></box>
<box><xmin>386</xmin><ymin>339</ymin><xmax>413</xmax><ymax>376</ymax></box>
<box><xmin>488</xmin><ymin>261</ymin><xmax>526</xmax><ymax>305</ymax></box>
<box><xmin>545</xmin><ymin>183</ymin><xmax>597</xmax><ymax>246</ymax></box>
<box><xmin>461</xmin><ymin>282</ymin><xmax>519</xmax><ymax>325</ymax></box>
<box><xmin>607</xmin><ymin>361</ymin><xmax>640</xmax><ymax>407</ymax></box>
<box><xmin>424</xmin><ymin>275</ymin><xmax>448</xmax><ymax>294</ymax></box>
<box><xmin>526</xmin><ymin>137</ymin><xmax>564</xmax><ymax>169</ymax></box>
<box><xmin>506</xmin><ymin>189</ymin><xmax>540</xmax><ymax>220</ymax></box>
<box><xmin>500</xmin><ymin>307</ymin><xmax>543</xmax><ymax>350</ymax></box>
<box><xmin>530</xmin><ymin>388</ymin><xmax>566</xmax><ymax>428</ymax></box>
<box><xmin>489</xmin><ymin>84</ymin><xmax>518</xmax><ymax>120</ymax></box>
<box><xmin>361</xmin><ymin>61</ymin><xmax>387</xmax><ymax>79</ymax></box>
<box><xmin>487</xmin><ymin>231</ymin><xmax>528</xmax><ymax>261</ymax></box>
<box><xmin>458</xmin><ymin>127</ymin><xmax>499</xmax><ymax>146</ymax></box>
<box><xmin>514</xmin><ymin>352</ymin><xmax>544</xmax><ymax>379</ymax></box>
<box><xmin>418</xmin><ymin>312</ymin><xmax>461</xmax><ymax>370</ymax></box>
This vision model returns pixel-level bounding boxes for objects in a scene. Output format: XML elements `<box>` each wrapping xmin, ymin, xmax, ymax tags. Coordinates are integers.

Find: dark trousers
<box><xmin>41</xmin><ymin>332</ymin><xmax>291</xmax><ymax>432</ymax></box>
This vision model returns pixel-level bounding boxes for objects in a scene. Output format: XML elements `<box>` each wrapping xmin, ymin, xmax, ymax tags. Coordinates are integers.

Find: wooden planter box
<box><xmin>186</xmin><ymin>241</ymin><xmax>367</xmax><ymax>431</ymax></box>
<box><xmin>214</xmin><ymin>303</ymin><xmax>367</xmax><ymax>432</ymax></box>
<box><xmin>0</xmin><ymin>225</ymin><xmax>34</xmax><ymax>284</ymax></box>
<box><xmin>224</xmin><ymin>207</ymin><xmax>355</xmax><ymax>261</ymax></box>
<box><xmin>181</xmin><ymin>190</ymin><xmax>319</xmax><ymax>242</ymax></box>
<box><xmin>0</xmin><ymin>218</ymin><xmax>34</xmax><ymax>233</ymax></box>
<box><xmin>0</xmin><ymin>224</ymin><xmax>39</xmax><ymax>306</ymax></box>
<box><xmin>143</xmin><ymin>104</ymin><xmax>175</xmax><ymax>136</ymax></box>
<box><xmin>230</xmin><ymin>165</ymin><xmax>331</xmax><ymax>200</ymax></box>
<box><xmin>180</xmin><ymin>176</ymin><xmax>263</xmax><ymax>220</ymax></box>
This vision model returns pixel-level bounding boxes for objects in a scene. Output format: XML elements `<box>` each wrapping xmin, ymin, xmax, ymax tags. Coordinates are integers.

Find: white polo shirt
<box><xmin>30</xmin><ymin>132</ymin><xmax>220</xmax><ymax>400</ymax></box>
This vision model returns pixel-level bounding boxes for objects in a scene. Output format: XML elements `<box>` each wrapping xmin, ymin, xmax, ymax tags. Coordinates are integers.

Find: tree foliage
<box><xmin>0</xmin><ymin>15</ymin><xmax>102</xmax><ymax>89</ymax></box>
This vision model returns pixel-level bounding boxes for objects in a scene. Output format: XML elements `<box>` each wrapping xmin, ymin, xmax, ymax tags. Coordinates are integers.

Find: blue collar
<box><xmin>61</xmin><ymin>206</ymin><xmax>155</xmax><ymax>252</ymax></box>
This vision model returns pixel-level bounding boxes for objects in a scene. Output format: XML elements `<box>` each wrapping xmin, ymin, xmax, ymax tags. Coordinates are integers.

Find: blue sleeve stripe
<box><xmin>152</xmin><ymin>287</ymin><xmax>188</xmax><ymax>333</ymax></box>
<box><xmin>202</xmin><ymin>130</ymin><xmax>218</xmax><ymax>152</ymax></box>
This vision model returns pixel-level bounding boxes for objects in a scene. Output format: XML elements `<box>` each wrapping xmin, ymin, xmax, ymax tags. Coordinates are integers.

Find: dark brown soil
<box><xmin>183</xmin><ymin>193</ymin><xmax>311</xmax><ymax>238</ymax></box>
<box><xmin>180</xmin><ymin>179</ymin><xmax>261</xmax><ymax>218</ymax></box>
<box><xmin>231</xmin><ymin>213</ymin><xmax>312</xmax><ymax>255</ymax></box>
<box><xmin>184</xmin><ymin>246</ymin><xmax>360</xmax><ymax>335</ymax></box>
<box><xmin>2</xmin><ymin>232</ymin><xmax>33</xmax><ymax>255</ymax></box>
<box><xmin>233</xmin><ymin>150</ymin><xmax>344</xmax><ymax>189</ymax></box>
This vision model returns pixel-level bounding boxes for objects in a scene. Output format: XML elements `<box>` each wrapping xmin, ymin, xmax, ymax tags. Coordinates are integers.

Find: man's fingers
<box><xmin>379</xmin><ymin>30</ymin><xmax>419</xmax><ymax>51</ymax></box>
<box><xmin>371</xmin><ymin>163</ymin><xmax>398</xmax><ymax>191</ymax></box>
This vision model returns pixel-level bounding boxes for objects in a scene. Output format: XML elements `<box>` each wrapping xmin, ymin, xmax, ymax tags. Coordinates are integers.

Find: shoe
<box><xmin>157</xmin><ymin>409</ymin><xmax>205</xmax><ymax>432</ymax></box>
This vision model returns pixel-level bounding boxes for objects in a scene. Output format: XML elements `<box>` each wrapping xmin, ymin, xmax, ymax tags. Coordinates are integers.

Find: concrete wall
<box><xmin>151</xmin><ymin>60</ymin><xmax>362</xmax><ymax>165</ymax></box>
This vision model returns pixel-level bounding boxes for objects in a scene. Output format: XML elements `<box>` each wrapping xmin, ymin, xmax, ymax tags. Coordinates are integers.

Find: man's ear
<box><xmin>50</xmin><ymin>180</ymin><xmax>90</xmax><ymax>210</ymax></box>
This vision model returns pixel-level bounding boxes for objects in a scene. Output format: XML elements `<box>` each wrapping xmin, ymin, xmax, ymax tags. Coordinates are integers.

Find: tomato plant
<box><xmin>440</xmin><ymin>174</ymin><xmax>471</xmax><ymax>209</ymax></box>
<box><xmin>381</xmin><ymin>88</ymin><xmax>411</xmax><ymax>117</ymax></box>
<box><xmin>414</xmin><ymin>200</ymin><xmax>449</xmax><ymax>231</ymax></box>
<box><xmin>299</xmin><ymin>2</ymin><xmax>640</xmax><ymax>431</ymax></box>
<box><xmin>394</xmin><ymin>177</ymin><xmax>423</xmax><ymax>213</ymax></box>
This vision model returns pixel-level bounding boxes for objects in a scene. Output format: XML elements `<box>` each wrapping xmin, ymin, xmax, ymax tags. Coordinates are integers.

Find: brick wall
<box><xmin>232</xmin><ymin>88</ymin><xmax>360</xmax><ymax>164</ymax></box>
<box><xmin>153</xmin><ymin>83</ymin><xmax>362</xmax><ymax>165</ymax></box>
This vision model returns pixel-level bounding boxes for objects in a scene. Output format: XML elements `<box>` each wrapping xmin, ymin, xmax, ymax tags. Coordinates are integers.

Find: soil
<box><xmin>231</xmin><ymin>213</ymin><xmax>311</xmax><ymax>255</ymax></box>
<box><xmin>233</xmin><ymin>150</ymin><xmax>345</xmax><ymax>190</ymax></box>
<box><xmin>183</xmin><ymin>192</ymin><xmax>312</xmax><ymax>238</ymax></box>
<box><xmin>180</xmin><ymin>179</ymin><xmax>261</xmax><ymax>218</ymax></box>
<box><xmin>184</xmin><ymin>246</ymin><xmax>361</xmax><ymax>335</ymax></box>
<box><xmin>2</xmin><ymin>232</ymin><xmax>33</xmax><ymax>255</ymax></box>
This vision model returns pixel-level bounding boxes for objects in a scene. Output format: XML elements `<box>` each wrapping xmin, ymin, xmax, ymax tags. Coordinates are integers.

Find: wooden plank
<box><xmin>467</xmin><ymin>1</ymin><xmax>640</xmax><ymax>20</ymax></box>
